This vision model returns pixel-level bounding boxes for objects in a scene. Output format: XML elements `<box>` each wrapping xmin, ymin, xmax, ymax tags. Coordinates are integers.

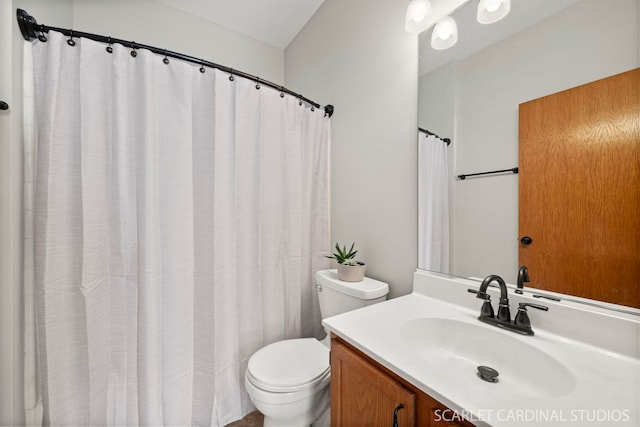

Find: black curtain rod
<box><xmin>419</xmin><ymin>127</ymin><xmax>451</xmax><ymax>146</ymax></box>
<box><xmin>457</xmin><ymin>167</ymin><xmax>518</xmax><ymax>180</ymax></box>
<box><xmin>16</xmin><ymin>9</ymin><xmax>334</xmax><ymax>118</ymax></box>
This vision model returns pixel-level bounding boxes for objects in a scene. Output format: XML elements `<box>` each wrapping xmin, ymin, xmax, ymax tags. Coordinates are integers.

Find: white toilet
<box><xmin>245</xmin><ymin>269</ymin><xmax>389</xmax><ymax>427</ymax></box>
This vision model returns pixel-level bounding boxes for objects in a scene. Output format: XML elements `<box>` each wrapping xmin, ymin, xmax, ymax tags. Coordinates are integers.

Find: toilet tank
<box><xmin>316</xmin><ymin>269</ymin><xmax>389</xmax><ymax>320</ymax></box>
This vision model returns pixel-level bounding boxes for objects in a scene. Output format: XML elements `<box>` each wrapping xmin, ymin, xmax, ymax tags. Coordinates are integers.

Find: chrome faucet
<box><xmin>516</xmin><ymin>265</ymin><xmax>530</xmax><ymax>294</ymax></box>
<box><xmin>468</xmin><ymin>274</ymin><xmax>548</xmax><ymax>336</ymax></box>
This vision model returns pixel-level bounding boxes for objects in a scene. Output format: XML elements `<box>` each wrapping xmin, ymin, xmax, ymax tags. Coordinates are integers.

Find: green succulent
<box><xmin>326</xmin><ymin>242</ymin><xmax>360</xmax><ymax>265</ymax></box>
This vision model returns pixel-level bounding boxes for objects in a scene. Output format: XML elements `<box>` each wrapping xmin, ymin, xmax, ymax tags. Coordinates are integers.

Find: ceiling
<box><xmin>154</xmin><ymin>0</ymin><xmax>580</xmax><ymax>66</ymax></box>
<box><xmin>156</xmin><ymin>0</ymin><xmax>325</xmax><ymax>49</ymax></box>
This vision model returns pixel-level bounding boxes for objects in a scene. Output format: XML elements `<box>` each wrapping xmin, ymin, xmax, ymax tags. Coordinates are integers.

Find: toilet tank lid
<box><xmin>316</xmin><ymin>269</ymin><xmax>389</xmax><ymax>300</ymax></box>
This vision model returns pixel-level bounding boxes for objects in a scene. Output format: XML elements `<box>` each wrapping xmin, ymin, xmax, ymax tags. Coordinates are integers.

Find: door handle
<box><xmin>520</xmin><ymin>236</ymin><xmax>533</xmax><ymax>245</ymax></box>
<box><xmin>0</xmin><ymin>101</ymin><xmax>8</xmax><ymax>110</ymax></box>
<box><xmin>392</xmin><ymin>403</ymin><xmax>404</xmax><ymax>427</ymax></box>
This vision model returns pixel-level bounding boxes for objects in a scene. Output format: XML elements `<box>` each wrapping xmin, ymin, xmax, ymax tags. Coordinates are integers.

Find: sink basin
<box><xmin>400</xmin><ymin>317</ymin><xmax>576</xmax><ymax>398</ymax></box>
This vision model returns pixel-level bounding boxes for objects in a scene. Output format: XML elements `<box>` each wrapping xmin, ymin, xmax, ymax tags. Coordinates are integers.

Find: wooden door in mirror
<box><xmin>519</xmin><ymin>68</ymin><xmax>640</xmax><ymax>308</ymax></box>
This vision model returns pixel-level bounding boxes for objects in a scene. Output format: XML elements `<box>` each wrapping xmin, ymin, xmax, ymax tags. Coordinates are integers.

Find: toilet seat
<box><xmin>246</xmin><ymin>338</ymin><xmax>330</xmax><ymax>393</ymax></box>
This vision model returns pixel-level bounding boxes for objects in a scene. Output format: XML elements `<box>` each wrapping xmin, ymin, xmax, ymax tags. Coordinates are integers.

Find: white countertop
<box><xmin>323</xmin><ymin>270</ymin><xmax>640</xmax><ymax>427</ymax></box>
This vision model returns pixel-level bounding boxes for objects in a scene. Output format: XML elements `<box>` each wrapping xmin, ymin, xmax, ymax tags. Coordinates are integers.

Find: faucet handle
<box><xmin>518</xmin><ymin>302</ymin><xmax>549</xmax><ymax>311</ymax></box>
<box><xmin>468</xmin><ymin>288</ymin><xmax>495</xmax><ymax>318</ymax></box>
<box><xmin>467</xmin><ymin>288</ymin><xmax>490</xmax><ymax>300</ymax></box>
<box><xmin>481</xmin><ymin>299</ymin><xmax>495</xmax><ymax>318</ymax></box>
<box><xmin>514</xmin><ymin>302</ymin><xmax>549</xmax><ymax>329</ymax></box>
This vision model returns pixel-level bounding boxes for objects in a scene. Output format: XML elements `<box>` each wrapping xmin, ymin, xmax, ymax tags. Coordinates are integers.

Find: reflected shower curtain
<box><xmin>31</xmin><ymin>32</ymin><xmax>329</xmax><ymax>426</ymax></box>
<box><xmin>418</xmin><ymin>133</ymin><xmax>449</xmax><ymax>272</ymax></box>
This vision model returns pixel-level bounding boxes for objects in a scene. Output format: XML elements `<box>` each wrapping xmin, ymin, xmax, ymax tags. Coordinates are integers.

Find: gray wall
<box><xmin>285</xmin><ymin>0</ymin><xmax>419</xmax><ymax>298</ymax></box>
<box><xmin>420</xmin><ymin>0</ymin><xmax>640</xmax><ymax>283</ymax></box>
<box><xmin>73</xmin><ymin>0</ymin><xmax>284</xmax><ymax>84</ymax></box>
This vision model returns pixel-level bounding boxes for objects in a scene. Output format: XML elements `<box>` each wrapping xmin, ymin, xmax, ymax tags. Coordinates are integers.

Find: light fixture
<box><xmin>431</xmin><ymin>16</ymin><xmax>458</xmax><ymax>50</ymax></box>
<box><xmin>477</xmin><ymin>0</ymin><xmax>511</xmax><ymax>24</ymax></box>
<box><xmin>405</xmin><ymin>0</ymin><xmax>433</xmax><ymax>33</ymax></box>
<box><xmin>406</xmin><ymin>0</ymin><xmax>512</xmax><ymax>50</ymax></box>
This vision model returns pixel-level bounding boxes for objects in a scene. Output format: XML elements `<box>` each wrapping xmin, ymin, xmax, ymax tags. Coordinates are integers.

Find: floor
<box><xmin>225</xmin><ymin>411</ymin><xmax>264</xmax><ymax>427</ymax></box>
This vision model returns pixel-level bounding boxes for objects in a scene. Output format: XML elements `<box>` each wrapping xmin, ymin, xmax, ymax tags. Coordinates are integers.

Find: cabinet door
<box><xmin>417</xmin><ymin>392</ymin><xmax>475</xmax><ymax>427</ymax></box>
<box><xmin>331</xmin><ymin>339</ymin><xmax>415</xmax><ymax>427</ymax></box>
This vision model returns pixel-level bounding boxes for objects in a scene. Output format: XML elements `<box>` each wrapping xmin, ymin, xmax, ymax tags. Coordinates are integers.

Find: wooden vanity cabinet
<box><xmin>330</xmin><ymin>335</ymin><xmax>474</xmax><ymax>427</ymax></box>
<box><xmin>330</xmin><ymin>335</ymin><xmax>415</xmax><ymax>426</ymax></box>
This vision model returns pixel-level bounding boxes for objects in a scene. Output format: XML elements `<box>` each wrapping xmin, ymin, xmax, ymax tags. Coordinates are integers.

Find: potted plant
<box><xmin>326</xmin><ymin>242</ymin><xmax>366</xmax><ymax>282</ymax></box>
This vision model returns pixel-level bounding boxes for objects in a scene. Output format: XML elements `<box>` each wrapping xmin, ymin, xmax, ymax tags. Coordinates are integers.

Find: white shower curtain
<box><xmin>418</xmin><ymin>132</ymin><xmax>449</xmax><ymax>272</ymax></box>
<box><xmin>23</xmin><ymin>40</ymin><xmax>43</xmax><ymax>427</ymax></box>
<box><xmin>31</xmin><ymin>32</ymin><xmax>329</xmax><ymax>426</ymax></box>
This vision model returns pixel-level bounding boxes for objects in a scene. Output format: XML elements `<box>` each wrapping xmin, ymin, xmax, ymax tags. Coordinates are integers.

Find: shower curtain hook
<box><xmin>130</xmin><ymin>41</ymin><xmax>138</xmax><ymax>57</ymax></box>
<box><xmin>106</xmin><ymin>36</ymin><xmax>113</xmax><ymax>53</ymax></box>
<box><xmin>66</xmin><ymin>30</ymin><xmax>76</xmax><ymax>46</ymax></box>
<box><xmin>163</xmin><ymin>49</ymin><xmax>170</xmax><ymax>65</ymax></box>
<box><xmin>297</xmin><ymin>95</ymin><xmax>303</xmax><ymax>106</ymax></box>
<box><xmin>37</xmin><ymin>28</ymin><xmax>47</xmax><ymax>42</ymax></box>
<box><xmin>199</xmin><ymin>59</ymin><xmax>206</xmax><ymax>73</ymax></box>
<box><xmin>255</xmin><ymin>76</ymin><xmax>261</xmax><ymax>90</ymax></box>
<box><xmin>228</xmin><ymin>69</ymin><xmax>235</xmax><ymax>81</ymax></box>
<box><xmin>279</xmin><ymin>86</ymin><xmax>285</xmax><ymax>98</ymax></box>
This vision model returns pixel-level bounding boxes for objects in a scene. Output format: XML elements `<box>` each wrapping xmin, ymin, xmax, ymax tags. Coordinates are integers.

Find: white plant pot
<box><xmin>337</xmin><ymin>263</ymin><xmax>366</xmax><ymax>282</ymax></box>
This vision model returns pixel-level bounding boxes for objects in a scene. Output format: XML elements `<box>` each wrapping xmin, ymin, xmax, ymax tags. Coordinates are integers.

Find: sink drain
<box><xmin>477</xmin><ymin>365</ymin><xmax>499</xmax><ymax>383</ymax></box>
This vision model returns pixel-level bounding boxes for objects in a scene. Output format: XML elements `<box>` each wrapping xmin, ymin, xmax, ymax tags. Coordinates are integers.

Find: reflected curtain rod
<box><xmin>419</xmin><ymin>127</ymin><xmax>451</xmax><ymax>146</ymax></box>
<box><xmin>457</xmin><ymin>167</ymin><xmax>518</xmax><ymax>180</ymax></box>
<box><xmin>16</xmin><ymin>9</ymin><xmax>334</xmax><ymax>118</ymax></box>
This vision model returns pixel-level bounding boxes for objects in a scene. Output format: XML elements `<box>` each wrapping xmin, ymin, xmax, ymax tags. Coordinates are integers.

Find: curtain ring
<box><xmin>311</xmin><ymin>106</ymin><xmax>315</xmax><ymax>112</ymax></box>
<box><xmin>199</xmin><ymin>59</ymin><xmax>206</xmax><ymax>73</ymax></box>
<box><xmin>37</xmin><ymin>29</ymin><xmax>47</xmax><ymax>43</ymax></box>
<box><xmin>280</xmin><ymin>86</ymin><xmax>285</xmax><ymax>98</ymax></box>
<box><xmin>66</xmin><ymin>30</ymin><xmax>76</xmax><ymax>46</ymax></box>
<box><xmin>130</xmin><ymin>41</ymin><xmax>137</xmax><ymax>57</ymax></box>
<box><xmin>106</xmin><ymin>36</ymin><xmax>113</xmax><ymax>53</ymax></box>
<box><xmin>228</xmin><ymin>69</ymin><xmax>235</xmax><ymax>81</ymax></box>
<box><xmin>255</xmin><ymin>77</ymin><xmax>261</xmax><ymax>90</ymax></box>
<box><xmin>298</xmin><ymin>96</ymin><xmax>303</xmax><ymax>106</ymax></box>
<box><xmin>163</xmin><ymin>49</ymin><xmax>170</xmax><ymax>65</ymax></box>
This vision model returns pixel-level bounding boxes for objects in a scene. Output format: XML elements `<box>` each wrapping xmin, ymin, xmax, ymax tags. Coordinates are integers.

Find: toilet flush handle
<box><xmin>315</xmin><ymin>283</ymin><xmax>323</xmax><ymax>292</ymax></box>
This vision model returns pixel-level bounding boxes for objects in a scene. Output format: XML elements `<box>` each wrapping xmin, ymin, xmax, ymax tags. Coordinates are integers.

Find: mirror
<box><xmin>417</xmin><ymin>0</ymin><xmax>639</xmax><ymax>302</ymax></box>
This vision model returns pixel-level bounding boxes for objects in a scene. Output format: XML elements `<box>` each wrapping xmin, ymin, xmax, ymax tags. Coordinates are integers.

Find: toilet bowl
<box><xmin>245</xmin><ymin>338</ymin><xmax>331</xmax><ymax>427</ymax></box>
<box><xmin>245</xmin><ymin>270</ymin><xmax>389</xmax><ymax>427</ymax></box>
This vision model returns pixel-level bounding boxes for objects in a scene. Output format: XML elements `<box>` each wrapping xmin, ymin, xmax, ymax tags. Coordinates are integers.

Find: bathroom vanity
<box><xmin>323</xmin><ymin>270</ymin><xmax>640</xmax><ymax>427</ymax></box>
<box><xmin>331</xmin><ymin>334</ymin><xmax>473</xmax><ymax>426</ymax></box>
